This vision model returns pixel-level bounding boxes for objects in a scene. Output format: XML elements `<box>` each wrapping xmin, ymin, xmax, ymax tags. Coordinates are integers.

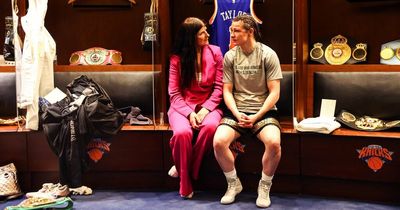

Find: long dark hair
<box><xmin>171</xmin><ymin>17</ymin><xmax>205</xmax><ymax>90</ymax></box>
<box><xmin>232</xmin><ymin>14</ymin><xmax>262</xmax><ymax>42</ymax></box>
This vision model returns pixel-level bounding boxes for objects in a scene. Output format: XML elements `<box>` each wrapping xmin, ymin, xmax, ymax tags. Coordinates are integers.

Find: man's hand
<box><xmin>234</xmin><ymin>112</ymin><xmax>251</xmax><ymax>128</ymax></box>
<box><xmin>238</xmin><ymin>114</ymin><xmax>258</xmax><ymax>128</ymax></box>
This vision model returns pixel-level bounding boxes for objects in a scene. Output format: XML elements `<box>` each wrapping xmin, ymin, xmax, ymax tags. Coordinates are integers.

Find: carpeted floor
<box><xmin>1</xmin><ymin>191</ymin><xmax>399</xmax><ymax>210</ymax></box>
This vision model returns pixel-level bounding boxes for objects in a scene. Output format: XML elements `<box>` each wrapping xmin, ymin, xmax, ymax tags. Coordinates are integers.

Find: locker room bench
<box><xmin>2</xmin><ymin>68</ymin><xmax>399</xmax><ymax>202</ymax></box>
<box><xmin>0</xmin><ymin>68</ymin><xmax>297</xmax><ymax>193</ymax></box>
<box><xmin>164</xmin><ymin>70</ymin><xmax>300</xmax><ymax>194</ymax></box>
<box><xmin>0</xmin><ymin>66</ymin><xmax>168</xmax><ymax>191</ymax></box>
<box><xmin>300</xmin><ymin>70</ymin><xmax>400</xmax><ymax>203</ymax></box>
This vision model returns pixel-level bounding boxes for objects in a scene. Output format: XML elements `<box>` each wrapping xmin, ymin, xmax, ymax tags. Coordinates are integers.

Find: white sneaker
<box><xmin>256</xmin><ymin>180</ymin><xmax>272</xmax><ymax>208</ymax></box>
<box><xmin>26</xmin><ymin>183</ymin><xmax>70</xmax><ymax>199</ymax></box>
<box><xmin>220</xmin><ymin>177</ymin><xmax>242</xmax><ymax>205</ymax></box>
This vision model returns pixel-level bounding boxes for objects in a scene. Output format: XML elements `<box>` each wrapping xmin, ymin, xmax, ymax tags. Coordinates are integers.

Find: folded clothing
<box><xmin>126</xmin><ymin>106</ymin><xmax>153</xmax><ymax>125</ymax></box>
<box><xmin>295</xmin><ymin>117</ymin><xmax>341</xmax><ymax>134</ymax></box>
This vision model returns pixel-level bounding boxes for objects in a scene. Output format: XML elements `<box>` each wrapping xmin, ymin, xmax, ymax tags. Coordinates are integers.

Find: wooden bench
<box><xmin>165</xmin><ymin>70</ymin><xmax>300</xmax><ymax>193</ymax></box>
<box><xmin>0</xmin><ymin>66</ymin><xmax>169</xmax><ymax>191</ymax></box>
<box><xmin>301</xmin><ymin>70</ymin><xmax>400</xmax><ymax>202</ymax></box>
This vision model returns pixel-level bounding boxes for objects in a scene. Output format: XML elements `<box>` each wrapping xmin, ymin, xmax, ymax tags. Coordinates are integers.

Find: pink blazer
<box><xmin>168</xmin><ymin>45</ymin><xmax>223</xmax><ymax>117</ymax></box>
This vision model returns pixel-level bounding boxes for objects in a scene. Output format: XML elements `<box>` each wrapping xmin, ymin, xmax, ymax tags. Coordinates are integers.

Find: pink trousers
<box><xmin>168</xmin><ymin>109</ymin><xmax>222</xmax><ymax>196</ymax></box>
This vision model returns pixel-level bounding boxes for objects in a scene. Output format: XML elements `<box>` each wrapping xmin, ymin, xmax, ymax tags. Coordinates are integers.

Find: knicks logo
<box><xmin>356</xmin><ymin>145</ymin><xmax>394</xmax><ymax>172</ymax></box>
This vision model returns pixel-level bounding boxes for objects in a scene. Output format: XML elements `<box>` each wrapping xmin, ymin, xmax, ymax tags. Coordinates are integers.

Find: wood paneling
<box><xmin>0</xmin><ymin>132</ymin><xmax>27</xmax><ymax>171</ymax></box>
<box><xmin>27</xmin><ymin>132</ymin><xmax>59</xmax><ymax>171</ymax></box>
<box><xmin>170</xmin><ymin>0</ymin><xmax>293</xmax><ymax>64</ymax></box>
<box><xmin>301</xmin><ymin>134</ymin><xmax>400</xmax><ymax>183</ymax></box>
<box><xmin>309</xmin><ymin>0</ymin><xmax>400</xmax><ymax>64</ymax></box>
<box><xmin>45</xmin><ymin>1</ymin><xmax>157</xmax><ymax>65</ymax></box>
<box><xmin>89</xmin><ymin>131</ymin><xmax>164</xmax><ymax>171</ymax></box>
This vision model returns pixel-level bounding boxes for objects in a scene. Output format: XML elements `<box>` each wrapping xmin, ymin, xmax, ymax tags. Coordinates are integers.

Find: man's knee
<box><xmin>268</xmin><ymin>140</ymin><xmax>281</xmax><ymax>154</ymax></box>
<box><xmin>213</xmin><ymin>126</ymin><xmax>233</xmax><ymax>150</ymax></box>
<box><xmin>262</xmin><ymin>136</ymin><xmax>281</xmax><ymax>154</ymax></box>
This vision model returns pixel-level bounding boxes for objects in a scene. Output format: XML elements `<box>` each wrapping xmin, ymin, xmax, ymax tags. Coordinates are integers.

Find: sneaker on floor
<box><xmin>26</xmin><ymin>183</ymin><xmax>70</xmax><ymax>199</ymax></box>
<box><xmin>168</xmin><ymin>165</ymin><xmax>178</xmax><ymax>178</ymax></box>
<box><xmin>256</xmin><ymin>180</ymin><xmax>272</xmax><ymax>208</ymax></box>
<box><xmin>220</xmin><ymin>177</ymin><xmax>242</xmax><ymax>205</ymax></box>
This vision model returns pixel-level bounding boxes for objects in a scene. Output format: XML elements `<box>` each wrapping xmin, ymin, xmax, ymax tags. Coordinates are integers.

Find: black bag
<box><xmin>66</xmin><ymin>75</ymin><xmax>124</xmax><ymax>137</ymax></box>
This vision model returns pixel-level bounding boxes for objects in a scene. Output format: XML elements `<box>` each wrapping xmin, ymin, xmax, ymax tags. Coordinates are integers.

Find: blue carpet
<box><xmin>1</xmin><ymin>191</ymin><xmax>399</xmax><ymax>210</ymax></box>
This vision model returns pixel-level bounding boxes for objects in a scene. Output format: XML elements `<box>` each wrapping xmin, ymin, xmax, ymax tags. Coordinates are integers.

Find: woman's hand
<box><xmin>196</xmin><ymin>107</ymin><xmax>210</xmax><ymax>124</ymax></box>
<box><xmin>189</xmin><ymin>112</ymin><xmax>200</xmax><ymax>129</ymax></box>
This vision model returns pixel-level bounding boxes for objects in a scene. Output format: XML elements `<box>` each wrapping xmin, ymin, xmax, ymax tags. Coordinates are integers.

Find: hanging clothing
<box><xmin>14</xmin><ymin>0</ymin><xmax>56</xmax><ymax>130</ymax></box>
<box><xmin>209</xmin><ymin>0</ymin><xmax>262</xmax><ymax>55</ymax></box>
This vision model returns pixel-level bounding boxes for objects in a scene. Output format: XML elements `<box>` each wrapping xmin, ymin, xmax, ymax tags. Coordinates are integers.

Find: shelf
<box><xmin>0</xmin><ymin>65</ymin><xmax>162</xmax><ymax>72</ymax></box>
<box><xmin>55</xmin><ymin>64</ymin><xmax>162</xmax><ymax>72</ymax></box>
<box><xmin>307</xmin><ymin>64</ymin><xmax>400</xmax><ymax>72</ymax></box>
<box><xmin>281</xmin><ymin>64</ymin><xmax>295</xmax><ymax>71</ymax></box>
<box><xmin>0</xmin><ymin>66</ymin><xmax>15</xmax><ymax>72</ymax></box>
<box><xmin>331</xmin><ymin>128</ymin><xmax>400</xmax><ymax>139</ymax></box>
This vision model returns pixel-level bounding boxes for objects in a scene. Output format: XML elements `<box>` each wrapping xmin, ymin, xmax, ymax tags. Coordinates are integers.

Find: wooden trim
<box><xmin>1</xmin><ymin>124</ymin><xmax>169</xmax><ymax>133</ymax></box>
<box><xmin>55</xmin><ymin>64</ymin><xmax>161</xmax><ymax>72</ymax></box>
<box><xmin>308</xmin><ymin>64</ymin><xmax>400</xmax><ymax>72</ymax></box>
<box><xmin>0</xmin><ymin>64</ymin><xmax>163</xmax><ymax>72</ymax></box>
<box><xmin>295</xmin><ymin>0</ymin><xmax>309</xmax><ymax>121</ymax></box>
<box><xmin>331</xmin><ymin>128</ymin><xmax>400</xmax><ymax>139</ymax></box>
<box><xmin>121</xmin><ymin>124</ymin><xmax>170</xmax><ymax>131</ymax></box>
<box><xmin>0</xmin><ymin>125</ymin><xmax>29</xmax><ymax>132</ymax></box>
<box><xmin>70</xmin><ymin>0</ymin><xmax>133</xmax><ymax>8</ymax></box>
<box><xmin>281</xmin><ymin>64</ymin><xmax>294</xmax><ymax>71</ymax></box>
<box><xmin>0</xmin><ymin>66</ymin><xmax>15</xmax><ymax>72</ymax></box>
<box><xmin>158</xmin><ymin>0</ymin><xmax>171</xmax><ymax>120</ymax></box>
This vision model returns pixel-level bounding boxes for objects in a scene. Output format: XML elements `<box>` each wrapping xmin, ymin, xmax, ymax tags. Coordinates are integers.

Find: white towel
<box><xmin>295</xmin><ymin>117</ymin><xmax>341</xmax><ymax>134</ymax></box>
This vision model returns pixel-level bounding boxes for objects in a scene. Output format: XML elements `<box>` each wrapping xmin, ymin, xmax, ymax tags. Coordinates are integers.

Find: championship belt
<box><xmin>380</xmin><ymin>47</ymin><xmax>394</xmax><ymax>60</ymax></box>
<box><xmin>324</xmin><ymin>35</ymin><xmax>352</xmax><ymax>65</ymax></box>
<box><xmin>309</xmin><ymin>43</ymin><xmax>324</xmax><ymax>60</ymax></box>
<box><xmin>336</xmin><ymin>110</ymin><xmax>400</xmax><ymax>131</ymax></box>
<box><xmin>352</xmin><ymin>43</ymin><xmax>367</xmax><ymax>61</ymax></box>
<box><xmin>310</xmin><ymin>35</ymin><xmax>367</xmax><ymax>65</ymax></box>
<box><xmin>380</xmin><ymin>39</ymin><xmax>400</xmax><ymax>65</ymax></box>
<box><xmin>69</xmin><ymin>47</ymin><xmax>122</xmax><ymax>65</ymax></box>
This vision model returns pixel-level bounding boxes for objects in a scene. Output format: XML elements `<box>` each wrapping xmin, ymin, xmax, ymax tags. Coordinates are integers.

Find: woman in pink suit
<box><xmin>168</xmin><ymin>17</ymin><xmax>223</xmax><ymax>199</ymax></box>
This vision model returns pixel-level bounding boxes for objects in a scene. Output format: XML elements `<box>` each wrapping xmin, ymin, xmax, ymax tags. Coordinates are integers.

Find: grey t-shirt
<box><xmin>223</xmin><ymin>42</ymin><xmax>283</xmax><ymax>113</ymax></box>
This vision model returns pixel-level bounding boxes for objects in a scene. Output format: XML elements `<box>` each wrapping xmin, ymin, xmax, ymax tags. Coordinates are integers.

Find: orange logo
<box><xmin>357</xmin><ymin>145</ymin><xmax>394</xmax><ymax>172</ymax></box>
